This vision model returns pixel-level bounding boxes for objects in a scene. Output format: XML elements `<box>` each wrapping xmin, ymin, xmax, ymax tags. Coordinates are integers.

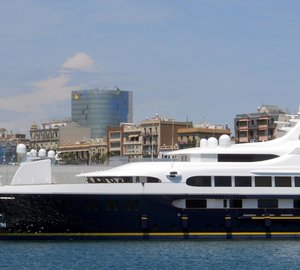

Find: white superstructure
<box><xmin>164</xmin><ymin>120</ymin><xmax>300</xmax><ymax>162</ymax></box>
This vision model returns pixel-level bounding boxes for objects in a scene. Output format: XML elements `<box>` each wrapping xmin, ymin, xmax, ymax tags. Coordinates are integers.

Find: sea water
<box><xmin>0</xmin><ymin>240</ymin><xmax>300</xmax><ymax>270</ymax></box>
<box><xmin>1</xmin><ymin>166</ymin><xmax>300</xmax><ymax>269</ymax></box>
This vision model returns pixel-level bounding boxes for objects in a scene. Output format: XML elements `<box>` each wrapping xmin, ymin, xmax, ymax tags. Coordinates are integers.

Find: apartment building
<box><xmin>234</xmin><ymin>105</ymin><xmax>285</xmax><ymax>143</ymax></box>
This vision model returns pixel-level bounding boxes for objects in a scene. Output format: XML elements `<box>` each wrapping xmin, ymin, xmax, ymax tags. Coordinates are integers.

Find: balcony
<box><xmin>123</xmin><ymin>150</ymin><xmax>142</xmax><ymax>155</ymax></box>
<box><xmin>142</xmin><ymin>132</ymin><xmax>158</xmax><ymax>137</ymax></box>
<box><xmin>238</xmin><ymin>137</ymin><xmax>249</xmax><ymax>143</ymax></box>
<box><xmin>237</xmin><ymin>126</ymin><xmax>249</xmax><ymax>131</ymax></box>
<box><xmin>258</xmin><ymin>135</ymin><xmax>268</xmax><ymax>142</ymax></box>
<box><xmin>143</xmin><ymin>141</ymin><xmax>158</xmax><ymax>146</ymax></box>
<box><xmin>123</xmin><ymin>140</ymin><xmax>142</xmax><ymax>145</ymax></box>
<box><xmin>109</xmin><ymin>138</ymin><xmax>121</xmax><ymax>142</ymax></box>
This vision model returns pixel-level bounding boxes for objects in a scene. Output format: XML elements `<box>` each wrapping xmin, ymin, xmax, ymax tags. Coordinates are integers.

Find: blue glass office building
<box><xmin>71</xmin><ymin>89</ymin><xmax>133</xmax><ymax>138</ymax></box>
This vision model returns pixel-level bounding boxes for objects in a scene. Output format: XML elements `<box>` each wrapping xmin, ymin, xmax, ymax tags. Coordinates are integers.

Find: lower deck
<box><xmin>1</xmin><ymin>193</ymin><xmax>300</xmax><ymax>239</ymax></box>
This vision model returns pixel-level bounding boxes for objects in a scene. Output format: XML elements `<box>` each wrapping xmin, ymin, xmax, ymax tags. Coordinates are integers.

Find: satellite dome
<box><xmin>16</xmin><ymin>144</ymin><xmax>27</xmax><ymax>162</ymax></box>
<box><xmin>219</xmin><ymin>134</ymin><xmax>231</xmax><ymax>148</ymax></box>
<box><xmin>30</xmin><ymin>149</ymin><xmax>37</xmax><ymax>157</ymax></box>
<box><xmin>200</xmin><ymin>138</ymin><xmax>208</xmax><ymax>148</ymax></box>
<box><xmin>16</xmin><ymin>144</ymin><xmax>26</xmax><ymax>155</ymax></box>
<box><xmin>48</xmin><ymin>150</ymin><xmax>55</xmax><ymax>159</ymax></box>
<box><xmin>207</xmin><ymin>137</ymin><xmax>218</xmax><ymax>148</ymax></box>
<box><xmin>38</xmin><ymin>149</ymin><xmax>46</xmax><ymax>158</ymax></box>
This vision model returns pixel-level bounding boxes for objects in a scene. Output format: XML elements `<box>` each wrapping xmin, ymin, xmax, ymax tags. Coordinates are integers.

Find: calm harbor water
<box><xmin>0</xmin><ymin>240</ymin><xmax>300</xmax><ymax>270</ymax></box>
<box><xmin>1</xmin><ymin>165</ymin><xmax>300</xmax><ymax>269</ymax></box>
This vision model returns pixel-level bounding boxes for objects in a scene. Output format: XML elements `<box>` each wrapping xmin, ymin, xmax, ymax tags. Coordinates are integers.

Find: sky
<box><xmin>1</xmin><ymin>0</ymin><xmax>300</xmax><ymax>135</ymax></box>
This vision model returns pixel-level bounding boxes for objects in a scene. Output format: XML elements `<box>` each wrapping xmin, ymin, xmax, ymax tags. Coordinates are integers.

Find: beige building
<box><xmin>107</xmin><ymin>124</ymin><xmax>143</xmax><ymax>159</ymax></box>
<box><xmin>89</xmin><ymin>139</ymin><xmax>107</xmax><ymax>160</ymax></box>
<box><xmin>105</xmin><ymin>116</ymin><xmax>192</xmax><ymax>159</ymax></box>
<box><xmin>106</xmin><ymin>127</ymin><xmax>122</xmax><ymax>157</ymax></box>
<box><xmin>57</xmin><ymin>138</ymin><xmax>107</xmax><ymax>164</ymax></box>
<box><xmin>178</xmin><ymin>124</ymin><xmax>231</xmax><ymax>149</ymax></box>
<box><xmin>30</xmin><ymin>120</ymin><xmax>91</xmax><ymax>151</ymax></box>
<box><xmin>122</xmin><ymin>124</ymin><xmax>143</xmax><ymax>159</ymax></box>
<box><xmin>141</xmin><ymin>115</ymin><xmax>193</xmax><ymax>158</ymax></box>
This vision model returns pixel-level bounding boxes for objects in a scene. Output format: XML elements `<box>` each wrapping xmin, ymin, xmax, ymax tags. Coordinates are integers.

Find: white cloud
<box><xmin>0</xmin><ymin>52</ymin><xmax>97</xmax><ymax>133</ymax></box>
<box><xmin>0</xmin><ymin>52</ymin><xmax>95</xmax><ymax>114</ymax></box>
<box><xmin>0</xmin><ymin>74</ymin><xmax>73</xmax><ymax>113</ymax></box>
<box><xmin>62</xmin><ymin>52</ymin><xmax>95</xmax><ymax>72</ymax></box>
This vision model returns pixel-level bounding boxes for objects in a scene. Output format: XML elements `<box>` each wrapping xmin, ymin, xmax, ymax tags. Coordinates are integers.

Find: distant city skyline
<box><xmin>1</xmin><ymin>1</ymin><xmax>300</xmax><ymax>135</ymax></box>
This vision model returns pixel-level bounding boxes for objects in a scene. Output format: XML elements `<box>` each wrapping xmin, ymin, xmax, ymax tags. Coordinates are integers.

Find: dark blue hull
<box><xmin>1</xmin><ymin>194</ymin><xmax>300</xmax><ymax>240</ymax></box>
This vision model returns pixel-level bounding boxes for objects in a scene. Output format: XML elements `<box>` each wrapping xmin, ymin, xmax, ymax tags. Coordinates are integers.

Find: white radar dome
<box><xmin>16</xmin><ymin>144</ymin><xmax>27</xmax><ymax>162</ymax></box>
<box><xmin>219</xmin><ymin>135</ymin><xmax>231</xmax><ymax>148</ymax></box>
<box><xmin>48</xmin><ymin>150</ymin><xmax>55</xmax><ymax>159</ymax></box>
<box><xmin>38</xmin><ymin>149</ymin><xmax>47</xmax><ymax>158</ymax></box>
<box><xmin>16</xmin><ymin>144</ymin><xmax>26</xmax><ymax>155</ymax></box>
<box><xmin>207</xmin><ymin>137</ymin><xmax>218</xmax><ymax>148</ymax></box>
<box><xmin>200</xmin><ymin>138</ymin><xmax>208</xmax><ymax>148</ymax></box>
<box><xmin>30</xmin><ymin>149</ymin><xmax>37</xmax><ymax>157</ymax></box>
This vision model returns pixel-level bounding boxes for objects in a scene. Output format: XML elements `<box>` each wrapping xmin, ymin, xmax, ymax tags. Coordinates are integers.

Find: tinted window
<box><xmin>186</xmin><ymin>199</ymin><xmax>207</xmax><ymax>208</ymax></box>
<box><xmin>258</xmin><ymin>199</ymin><xmax>278</xmax><ymax>208</ymax></box>
<box><xmin>294</xmin><ymin>199</ymin><xmax>300</xmax><ymax>208</ymax></box>
<box><xmin>186</xmin><ymin>176</ymin><xmax>211</xmax><ymax>186</ymax></box>
<box><xmin>147</xmin><ymin>177</ymin><xmax>161</xmax><ymax>183</ymax></box>
<box><xmin>295</xmin><ymin>177</ymin><xmax>300</xmax><ymax>187</ymax></box>
<box><xmin>235</xmin><ymin>176</ymin><xmax>252</xmax><ymax>187</ymax></box>
<box><xmin>215</xmin><ymin>176</ymin><xmax>231</xmax><ymax>187</ymax></box>
<box><xmin>218</xmin><ymin>154</ymin><xmax>278</xmax><ymax>162</ymax></box>
<box><xmin>275</xmin><ymin>176</ymin><xmax>291</xmax><ymax>187</ymax></box>
<box><xmin>230</xmin><ymin>199</ymin><xmax>243</xmax><ymax>208</ymax></box>
<box><xmin>255</xmin><ymin>176</ymin><xmax>272</xmax><ymax>187</ymax></box>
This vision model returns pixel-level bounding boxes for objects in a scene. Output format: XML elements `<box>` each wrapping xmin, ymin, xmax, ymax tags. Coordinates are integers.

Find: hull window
<box><xmin>255</xmin><ymin>176</ymin><xmax>272</xmax><ymax>187</ymax></box>
<box><xmin>234</xmin><ymin>176</ymin><xmax>252</xmax><ymax>187</ymax></box>
<box><xmin>186</xmin><ymin>199</ymin><xmax>207</xmax><ymax>208</ymax></box>
<box><xmin>126</xmin><ymin>200</ymin><xmax>139</xmax><ymax>211</ymax></box>
<box><xmin>294</xmin><ymin>200</ymin><xmax>300</xmax><ymax>208</ymax></box>
<box><xmin>275</xmin><ymin>176</ymin><xmax>292</xmax><ymax>187</ymax></box>
<box><xmin>105</xmin><ymin>200</ymin><xmax>119</xmax><ymax>211</ymax></box>
<box><xmin>215</xmin><ymin>176</ymin><xmax>231</xmax><ymax>187</ymax></box>
<box><xmin>230</xmin><ymin>199</ymin><xmax>243</xmax><ymax>208</ymax></box>
<box><xmin>258</xmin><ymin>199</ymin><xmax>278</xmax><ymax>208</ymax></box>
<box><xmin>186</xmin><ymin>176</ymin><xmax>211</xmax><ymax>187</ymax></box>
<box><xmin>85</xmin><ymin>199</ymin><xmax>99</xmax><ymax>212</ymax></box>
<box><xmin>174</xmin><ymin>199</ymin><xmax>300</xmax><ymax>210</ymax></box>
